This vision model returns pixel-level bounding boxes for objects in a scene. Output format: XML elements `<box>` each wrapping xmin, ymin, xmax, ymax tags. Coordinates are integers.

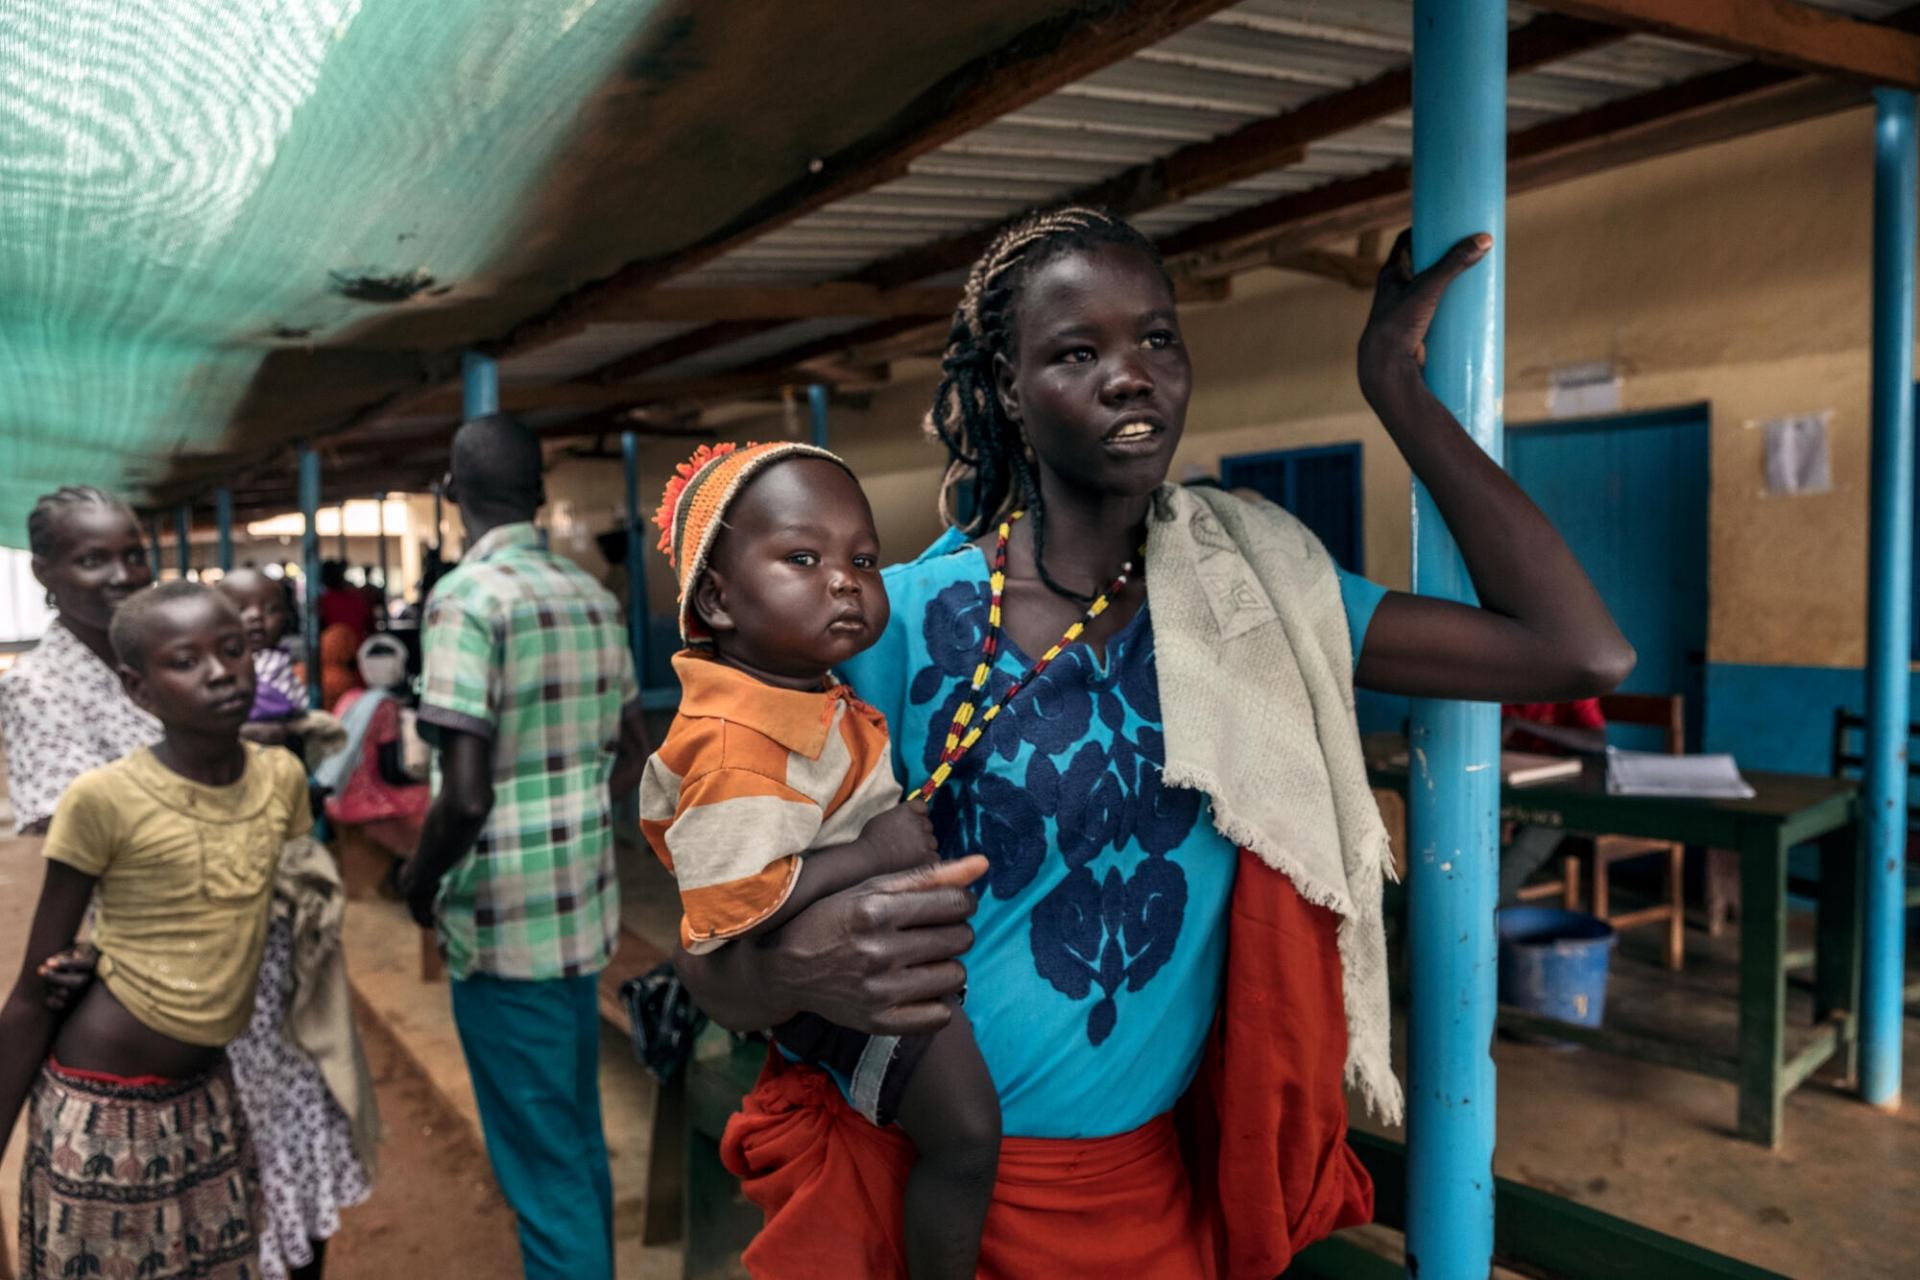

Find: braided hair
<box><xmin>26</xmin><ymin>486</ymin><xmax>141</xmax><ymax>560</ymax></box>
<box><xmin>925</xmin><ymin>206</ymin><xmax>1170</xmax><ymax>601</ymax></box>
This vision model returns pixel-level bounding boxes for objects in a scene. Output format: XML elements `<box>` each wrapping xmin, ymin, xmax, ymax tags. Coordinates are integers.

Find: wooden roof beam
<box><xmin>572</xmin><ymin>13</ymin><xmax>1614</xmax><ymax>386</ymax></box>
<box><xmin>848</xmin><ymin>12</ymin><xmax>1619</xmax><ymax>293</ymax></box>
<box><xmin>489</xmin><ymin>0</ymin><xmax>1245</xmax><ymax>360</ymax></box>
<box><xmin>1158</xmin><ymin>53</ymin><xmax>1879</xmax><ymax>272</ymax></box>
<box><xmin>1269</xmin><ymin>248</ymin><xmax>1383</xmax><ymax>291</ymax></box>
<box><xmin>1528</xmin><ymin>0</ymin><xmax>1920</xmax><ymax>89</ymax></box>
<box><xmin>596</xmin><ymin>284</ymin><xmax>959</xmax><ymax>323</ymax></box>
<box><xmin>318</xmin><ymin>9</ymin><xmax>1611</xmax><ymax>448</ymax></box>
<box><xmin>1166</xmin><ymin>2</ymin><xmax>1920</xmax><ymax>272</ymax></box>
<box><xmin>320</xmin><ymin>0</ymin><xmax>1244</xmax><ymax>441</ymax></box>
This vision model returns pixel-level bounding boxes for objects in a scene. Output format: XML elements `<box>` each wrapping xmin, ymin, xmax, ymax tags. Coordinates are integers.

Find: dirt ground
<box><xmin>327</xmin><ymin>1006</ymin><xmax>524</xmax><ymax>1278</ymax></box>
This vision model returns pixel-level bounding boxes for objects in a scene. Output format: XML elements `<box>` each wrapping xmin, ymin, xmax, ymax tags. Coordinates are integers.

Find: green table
<box><xmin>1368</xmin><ymin>743</ymin><xmax>1862</xmax><ymax>1148</ymax></box>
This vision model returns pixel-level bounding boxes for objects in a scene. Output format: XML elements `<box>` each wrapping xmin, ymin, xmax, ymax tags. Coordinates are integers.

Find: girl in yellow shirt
<box><xmin>0</xmin><ymin>581</ymin><xmax>310</xmax><ymax>1280</ymax></box>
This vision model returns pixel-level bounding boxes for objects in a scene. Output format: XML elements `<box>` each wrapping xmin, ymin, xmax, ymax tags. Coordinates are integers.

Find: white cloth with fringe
<box><xmin>1147</xmin><ymin>483</ymin><xmax>1401</xmax><ymax>1123</ymax></box>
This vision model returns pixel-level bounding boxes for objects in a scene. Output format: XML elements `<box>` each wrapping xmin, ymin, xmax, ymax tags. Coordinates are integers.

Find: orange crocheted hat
<box><xmin>653</xmin><ymin>440</ymin><xmax>846</xmax><ymax>643</ymax></box>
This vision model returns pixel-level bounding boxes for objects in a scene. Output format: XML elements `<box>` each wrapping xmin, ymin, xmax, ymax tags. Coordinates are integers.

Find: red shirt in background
<box><xmin>318</xmin><ymin>588</ymin><xmax>376</xmax><ymax>644</ymax></box>
<box><xmin>1503</xmin><ymin>697</ymin><xmax>1606</xmax><ymax>755</ymax></box>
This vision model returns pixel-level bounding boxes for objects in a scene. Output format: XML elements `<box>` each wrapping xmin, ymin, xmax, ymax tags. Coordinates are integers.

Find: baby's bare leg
<box><xmin>890</xmin><ymin>1010</ymin><xmax>1000</xmax><ymax>1280</ymax></box>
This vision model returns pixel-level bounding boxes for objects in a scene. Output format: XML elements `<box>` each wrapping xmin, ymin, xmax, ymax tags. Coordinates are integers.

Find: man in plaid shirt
<box><xmin>401</xmin><ymin>414</ymin><xmax>648</xmax><ymax>1280</ymax></box>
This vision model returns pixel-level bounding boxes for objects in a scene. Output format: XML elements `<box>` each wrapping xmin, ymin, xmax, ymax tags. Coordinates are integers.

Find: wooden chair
<box><xmin>1512</xmin><ymin>840</ymin><xmax>1581</xmax><ymax>910</ymax></box>
<box><xmin>1579</xmin><ymin>693</ymin><xmax>1689</xmax><ymax>971</ymax></box>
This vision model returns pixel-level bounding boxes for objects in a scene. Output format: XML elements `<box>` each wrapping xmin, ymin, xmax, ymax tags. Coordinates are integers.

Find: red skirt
<box><xmin>723</xmin><ymin>1054</ymin><xmax>1215</xmax><ymax>1279</ymax></box>
<box><xmin>720</xmin><ymin>850</ymin><xmax>1373</xmax><ymax>1279</ymax></box>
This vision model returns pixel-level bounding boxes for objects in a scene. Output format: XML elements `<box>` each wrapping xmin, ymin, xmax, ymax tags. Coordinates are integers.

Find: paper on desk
<box><xmin>1605</xmin><ymin>747</ymin><xmax>1755</xmax><ymax>799</ymax></box>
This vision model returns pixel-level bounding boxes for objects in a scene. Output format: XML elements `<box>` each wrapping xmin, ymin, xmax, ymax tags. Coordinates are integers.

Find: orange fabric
<box><xmin>677</xmin><ymin>859</ymin><xmax>803</xmax><ymax>945</ymax></box>
<box><xmin>717</xmin><ymin>851</ymin><xmax>1374</xmax><ymax>1279</ymax></box>
<box><xmin>643</xmin><ymin>651</ymin><xmax>897</xmax><ymax>951</ymax></box>
<box><xmin>1179</xmin><ymin>849</ymin><xmax>1374</xmax><ymax>1278</ymax></box>
<box><xmin>671</xmin><ymin>648</ymin><xmax>869</xmax><ymax>759</ymax></box>
<box><xmin>723</xmin><ymin>1054</ymin><xmax>1215</xmax><ymax>1280</ymax></box>
<box><xmin>319</xmin><ymin>623</ymin><xmax>363</xmax><ymax>710</ymax></box>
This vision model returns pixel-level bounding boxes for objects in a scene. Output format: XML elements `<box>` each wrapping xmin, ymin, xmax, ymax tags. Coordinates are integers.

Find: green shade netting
<box><xmin>0</xmin><ymin>0</ymin><xmax>670</xmax><ymax>547</ymax></box>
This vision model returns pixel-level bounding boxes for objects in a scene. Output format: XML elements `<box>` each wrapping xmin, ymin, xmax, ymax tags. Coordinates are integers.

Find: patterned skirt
<box><xmin>225</xmin><ymin>918</ymin><xmax>372</xmax><ymax>1280</ymax></box>
<box><xmin>16</xmin><ymin>1058</ymin><xmax>262</xmax><ymax>1280</ymax></box>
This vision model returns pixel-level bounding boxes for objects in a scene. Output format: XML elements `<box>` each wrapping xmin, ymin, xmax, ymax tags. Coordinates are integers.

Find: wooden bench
<box><xmin>683</xmin><ymin>1032</ymin><xmax>769</xmax><ymax>1280</ymax></box>
<box><xmin>593</xmin><ymin>927</ymin><xmax>694</xmax><ymax>1251</ymax></box>
<box><xmin>591</xmin><ymin>909</ymin><xmax>766</xmax><ymax>1274</ymax></box>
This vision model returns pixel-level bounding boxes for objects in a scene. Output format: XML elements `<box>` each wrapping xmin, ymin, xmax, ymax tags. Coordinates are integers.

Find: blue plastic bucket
<box><xmin>1496</xmin><ymin>907</ymin><xmax>1617</xmax><ymax>1028</ymax></box>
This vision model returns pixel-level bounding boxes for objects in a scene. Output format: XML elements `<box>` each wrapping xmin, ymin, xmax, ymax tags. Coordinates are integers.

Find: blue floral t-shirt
<box><xmin>840</xmin><ymin>529</ymin><xmax>1385</xmax><ymax>1139</ymax></box>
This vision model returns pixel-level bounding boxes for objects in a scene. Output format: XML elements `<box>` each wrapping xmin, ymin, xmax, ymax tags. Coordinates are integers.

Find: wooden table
<box><xmin>1368</xmin><ymin>743</ymin><xmax>1862</xmax><ymax>1147</ymax></box>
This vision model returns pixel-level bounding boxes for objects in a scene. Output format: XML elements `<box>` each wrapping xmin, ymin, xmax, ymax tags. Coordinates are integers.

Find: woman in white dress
<box><xmin>0</xmin><ymin>487</ymin><xmax>160</xmax><ymax>835</ymax></box>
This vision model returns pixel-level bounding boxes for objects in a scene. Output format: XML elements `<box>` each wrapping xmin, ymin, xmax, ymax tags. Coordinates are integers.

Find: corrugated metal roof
<box><xmin>636</xmin><ymin>315</ymin><xmax>883</xmax><ymax>381</ymax></box>
<box><xmin>496</xmin><ymin>321</ymin><xmax>701</xmax><ymax>385</ymax></box>
<box><xmin>620</xmin><ymin>0</ymin><xmax>1909</xmax><ymax>386</ymax></box>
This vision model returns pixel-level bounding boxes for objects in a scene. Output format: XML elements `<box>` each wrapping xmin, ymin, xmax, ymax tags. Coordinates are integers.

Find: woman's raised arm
<box><xmin>1352</xmin><ymin>230</ymin><xmax>1636</xmax><ymax>703</ymax></box>
<box><xmin>674</xmin><ymin>857</ymin><xmax>986</xmax><ymax>1036</ymax></box>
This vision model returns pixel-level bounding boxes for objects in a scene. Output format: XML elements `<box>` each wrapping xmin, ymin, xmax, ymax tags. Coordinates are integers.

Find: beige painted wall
<box><xmin>548</xmin><ymin>103</ymin><xmax>1901</xmax><ymax>671</ymax></box>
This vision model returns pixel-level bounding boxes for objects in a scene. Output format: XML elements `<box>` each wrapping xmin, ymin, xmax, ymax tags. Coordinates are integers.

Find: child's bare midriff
<box><xmin>51</xmin><ymin>979</ymin><xmax>225</xmax><ymax>1080</ymax></box>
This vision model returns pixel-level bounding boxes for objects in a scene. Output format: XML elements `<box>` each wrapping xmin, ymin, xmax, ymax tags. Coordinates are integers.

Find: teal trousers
<box><xmin>450</xmin><ymin>972</ymin><xmax>614</xmax><ymax>1280</ymax></box>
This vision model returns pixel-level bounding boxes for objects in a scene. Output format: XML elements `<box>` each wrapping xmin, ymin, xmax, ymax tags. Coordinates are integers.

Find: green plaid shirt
<box><xmin>419</xmin><ymin>522</ymin><xmax>637</xmax><ymax>980</ymax></box>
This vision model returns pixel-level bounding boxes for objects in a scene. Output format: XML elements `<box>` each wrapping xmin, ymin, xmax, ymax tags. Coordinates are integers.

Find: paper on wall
<box><xmin>1762</xmin><ymin>411</ymin><xmax>1833</xmax><ymax>495</ymax></box>
<box><xmin>1547</xmin><ymin>360</ymin><xmax>1622</xmax><ymax>418</ymax></box>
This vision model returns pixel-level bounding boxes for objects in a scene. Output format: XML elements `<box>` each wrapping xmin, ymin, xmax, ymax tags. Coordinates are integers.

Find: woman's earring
<box><xmin>44</xmin><ymin>589</ymin><xmax>56</xmax><ymax>608</ymax></box>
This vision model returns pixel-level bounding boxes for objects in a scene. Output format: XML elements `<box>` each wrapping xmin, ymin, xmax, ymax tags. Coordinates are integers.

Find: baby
<box><xmin>218</xmin><ymin>567</ymin><xmax>305</xmax><ymax>740</ymax></box>
<box><xmin>642</xmin><ymin>442</ymin><xmax>999</xmax><ymax>1280</ymax></box>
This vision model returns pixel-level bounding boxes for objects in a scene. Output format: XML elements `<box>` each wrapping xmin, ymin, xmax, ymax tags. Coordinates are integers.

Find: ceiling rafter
<box><xmin>318</xmin><ymin>0</ymin><xmax>1246</xmax><ymax>440</ymax></box>
<box><xmin>592</xmin><ymin>284</ymin><xmax>961</xmax><ymax>323</ymax></box>
<box><xmin>305</xmin><ymin>12</ymin><xmax>1624</xmax><ymax>474</ymax></box>
<box><xmin>216</xmin><ymin>4</ymin><xmax>1920</xmax><ymax>512</ymax></box>
<box><xmin>1528</xmin><ymin>0</ymin><xmax>1920</xmax><ymax>89</ymax></box>
<box><xmin>515</xmin><ymin>34</ymin><xmax>1909</xmax><ymax>426</ymax></box>
<box><xmin>571</xmin><ymin>12</ymin><xmax>1619</xmax><ymax>388</ymax></box>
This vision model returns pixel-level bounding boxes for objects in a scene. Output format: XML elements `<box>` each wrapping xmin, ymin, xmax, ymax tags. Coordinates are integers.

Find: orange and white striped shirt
<box><xmin>640</xmin><ymin>651</ymin><xmax>901</xmax><ymax>954</ymax></box>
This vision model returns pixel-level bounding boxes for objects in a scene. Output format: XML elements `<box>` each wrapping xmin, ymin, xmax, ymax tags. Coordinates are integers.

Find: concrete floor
<box><xmin>1356</xmin><ymin>916</ymin><xmax>1920</xmax><ymax>1280</ymax></box>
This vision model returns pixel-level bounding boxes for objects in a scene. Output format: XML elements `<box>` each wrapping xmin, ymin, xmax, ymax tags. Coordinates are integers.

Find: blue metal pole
<box><xmin>1406</xmin><ymin>3</ymin><xmax>1505</xmax><ymax>1276</ymax></box>
<box><xmin>1864</xmin><ymin>87</ymin><xmax>1914</xmax><ymax>1110</ymax></box>
<box><xmin>215</xmin><ymin>488</ymin><xmax>234</xmax><ymax>573</ymax></box>
<box><xmin>461</xmin><ymin>353</ymin><xmax>498</xmax><ymax>567</ymax></box>
<box><xmin>175</xmin><ymin>505</ymin><xmax>191</xmax><ymax>578</ymax></box>
<box><xmin>807</xmin><ymin>383</ymin><xmax>830</xmax><ymax>449</ymax></box>
<box><xmin>298</xmin><ymin>446</ymin><xmax>323</xmax><ymax>710</ymax></box>
<box><xmin>462</xmin><ymin>351</ymin><xmax>499</xmax><ymax>419</ymax></box>
<box><xmin>375</xmin><ymin>491</ymin><xmax>389</xmax><ymax>602</ymax></box>
<box><xmin>622</xmin><ymin>431</ymin><xmax>648</xmax><ymax>690</ymax></box>
<box><xmin>146</xmin><ymin>514</ymin><xmax>162</xmax><ymax>578</ymax></box>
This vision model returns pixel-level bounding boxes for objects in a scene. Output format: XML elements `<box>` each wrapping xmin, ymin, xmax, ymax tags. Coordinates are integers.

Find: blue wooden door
<box><xmin>1506</xmin><ymin>405</ymin><xmax>1710</xmax><ymax>750</ymax></box>
<box><xmin>1221</xmin><ymin>442</ymin><xmax>1365</xmax><ymax>573</ymax></box>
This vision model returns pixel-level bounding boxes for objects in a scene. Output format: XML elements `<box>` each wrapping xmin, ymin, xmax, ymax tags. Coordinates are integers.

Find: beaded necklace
<box><xmin>911</xmin><ymin>511</ymin><xmax>1142</xmax><ymax>802</ymax></box>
